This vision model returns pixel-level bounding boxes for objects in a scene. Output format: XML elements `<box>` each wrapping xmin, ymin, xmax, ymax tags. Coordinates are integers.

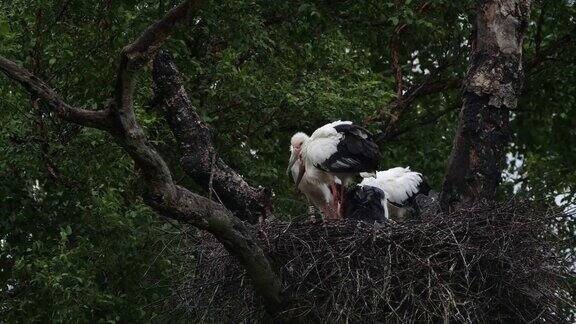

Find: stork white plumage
<box><xmin>287</xmin><ymin>132</ymin><xmax>336</xmax><ymax>220</ymax></box>
<box><xmin>289</xmin><ymin>121</ymin><xmax>380</xmax><ymax>219</ymax></box>
<box><xmin>360</xmin><ymin>166</ymin><xmax>431</xmax><ymax>220</ymax></box>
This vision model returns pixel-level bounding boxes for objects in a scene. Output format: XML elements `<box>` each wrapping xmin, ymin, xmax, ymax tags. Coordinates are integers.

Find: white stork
<box><xmin>290</xmin><ymin>121</ymin><xmax>380</xmax><ymax>218</ymax></box>
<box><xmin>287</xmin><ymin>132</ymin><xmax>337</xmax><ymax>220</ymax></box>
<box><xmin>359</xmin><ymin>166</ymin><xmax>431</xmax><ymax>220</ymax></box>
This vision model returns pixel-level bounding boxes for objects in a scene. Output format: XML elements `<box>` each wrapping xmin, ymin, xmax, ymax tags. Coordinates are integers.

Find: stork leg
<box><xmin>308</xmin><ymin>205</ymin><xmax>316</xmax><ymax>223</ymax></box>
<box><xmin>321</xmin><ymin>204</ymin><xmax>328</xmax><ymax>221</ymax></box>
<box><xmin>339</xmin><ymin>184</ymin><xmax>346</xmax><ymax>219</ymax></box>
<box><xmin>321</xmin><ymin>203</ymin><xmax>335</xmax><ymax>222</ymax></box>
<box><xmin>384</xmin><ymin>201</ymin><xmax>390</xmax><ymax>220</ymax></box>
<box><xmin>330</xmin><ymin>182</ymin><xmax>339</xmax><ymax>219</ymax></box>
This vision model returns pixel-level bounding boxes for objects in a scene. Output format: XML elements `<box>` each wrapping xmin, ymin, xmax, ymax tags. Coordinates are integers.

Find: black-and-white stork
<box><xmin>287</xmin><ymin>132</ymin><xmax>336</xmax><ymax>220</ymax></box>
<box><xmin>359</xmin><ymin>166</ymin><xmax>431</xmax><ymax>220</ymax></box>
<box><xmin>290</xmin><ymin>120</ymin><xmax>380</xmax><ymax>218</ymax></box>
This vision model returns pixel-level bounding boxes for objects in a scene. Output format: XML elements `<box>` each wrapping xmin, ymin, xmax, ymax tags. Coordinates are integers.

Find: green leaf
<box><xmin>0</xmin><ymin>19</ymin><xmax>9</xmax><ymax>36</ymax></box>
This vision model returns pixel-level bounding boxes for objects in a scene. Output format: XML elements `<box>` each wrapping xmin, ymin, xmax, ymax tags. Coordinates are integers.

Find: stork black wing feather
<box><xmin>404</xmin><ymin>177</ymin><xmax>432</xmax><ymax>206</ymax></box>
<box><xmin>334</xmin><ymin>124</ymin><xmax>372</xmax><ymax>139</ymax></box>
<box><xmin>344</xmin><ymin>185</ymin><xmax>387</xmax><ymax>222</ymax></box>
<box><xmin>317</xmin><ymin>124</ymin><xmax>380</xmax><ymax>173</ymax></box>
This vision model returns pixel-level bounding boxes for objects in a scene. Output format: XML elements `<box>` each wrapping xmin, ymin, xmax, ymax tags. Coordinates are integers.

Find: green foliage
<box><xmin>0</xmin><ymin>0</ymin><xmax>575</xmax><ymax>321</ymax></box>
<box><xmin>0</xmin><ymin>103</ymin><xmax>179</xmax><ymax>321</ymax></box>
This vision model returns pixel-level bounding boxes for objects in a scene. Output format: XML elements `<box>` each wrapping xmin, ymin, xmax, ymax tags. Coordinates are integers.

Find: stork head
<box><xmin>290</xmin><ymin>132</ymin><xmax>309</xmax><ymax>155</ymax></box>
<box><xmin>287</xmin><ymin>132</ymin><xmax>309</xmax><ymax>177</ymax></box>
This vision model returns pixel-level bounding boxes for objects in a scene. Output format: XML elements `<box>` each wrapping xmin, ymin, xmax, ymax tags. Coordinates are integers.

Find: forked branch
<box><xmin>0</xmin><ymin>1</ymin><xmax>285</xmax><ymax>318</ymax></box>
<box><xmin>152</xmin><ymin>51</ymin><xmax>271</xmax><ymax>223</ymax></box>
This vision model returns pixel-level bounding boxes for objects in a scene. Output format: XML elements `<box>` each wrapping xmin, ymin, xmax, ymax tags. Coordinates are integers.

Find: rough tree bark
<box><xmin>151</xmin><ymin>51</ymin><xmax>271</xmax><ymax>224</ymax></box>
<box><xmin>0</xmin><ymin>1</ymin><xmax>286</xmax><ymax>319</ymax></box>
<box><xmin>440</xmin><ymin>0</ymin><xmax>532</xmax><ymax>208</ymax></box>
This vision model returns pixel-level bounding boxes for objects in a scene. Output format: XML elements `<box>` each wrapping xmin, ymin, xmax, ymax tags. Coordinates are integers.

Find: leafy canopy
<box><xmin>0</xmin><ymin>0</ymin><xmax>574</xmax><ymax>321</ymax></box>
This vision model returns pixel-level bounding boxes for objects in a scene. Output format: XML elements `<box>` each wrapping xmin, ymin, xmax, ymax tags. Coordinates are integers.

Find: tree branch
<box><xmin>119</xmin><ymin>0</ymin><xmax>195</xmax><ymax>70</ymax></box>
<box><xmin>372</xmin><ymin>71</ymin><xmax>460</xmax><ymax>143</ymax></box>
<box><xmin>534</xmin><ymin>2</ymin><xmax>546</xmax><ymax>56</ymax></box>
<box><xmin>391</xmin><ymin>33</ymin><xmax>403</xmax><ymax>99</ymax></box>
<box><xmin>0</xmin><ymin>1</ymin><xmax>286</xmax><ymax>318</ymax></box>
<box><xmin>0</xmin><ymin>57</ymin><xmax>112</xmax><ymax>130</ymax></box>
<box><xmin>107</xmin><ymin>1</ymin><xmax>284</xmax><ymax>316</ymax></box>
<box><xmin>370</xmin><ymin>29</ymin><xmax>572</xmax><ymax>143</ymax></box>
<box><xmin>151</xmin><ymin>51</ymin><xmax>272</xmax><ymax>224</ymax></box>
<box><xmin>382</xmin><ymin>103</ymin><xmax>459</xmax><ymax>141</ymax></box>
<box><xmin>525</xmin><ymin>34</ymin><xmax>573</xmax><ymax>71</ymax></box>
<box><xmin>366</xmin><ymin>0</ymin><xmax>440</xmax><ymax>142</ymax></box>
<box><xmin>110</xmin><ymin>0</ymin><xmax>199</xmax><ymax>191</ymax></box>
<box><xmin>387</xmin><ymin>0</ymin><xmax>432</xmax><ymax>95</ymax></box>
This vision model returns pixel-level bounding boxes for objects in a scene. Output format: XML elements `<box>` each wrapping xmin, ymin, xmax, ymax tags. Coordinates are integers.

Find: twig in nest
<box><xmin>168</xmin><ymin>200</ymin><xmax>575</xmax><ymax>323</ymax></box>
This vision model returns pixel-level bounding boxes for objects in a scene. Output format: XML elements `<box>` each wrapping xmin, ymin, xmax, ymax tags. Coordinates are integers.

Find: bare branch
<box><xmin>390</xmin><ymin>33</ymin><xmax>403</xmax><ymax>99</ymax></box>
<box><xmin>144</xmin><ymin>185</ymin><xmax>284</xmax><ymax>316</ymax></box>
<box><xmin>371</xmin><ymin>30</ymin><xmax>572</xmax><ymax>144</ymax></box>
<box><xmin>0</xmin><ymin>57</ymin><xmax>112</xmax><ymax>129</ymax></box>
<box><xmin>383</xmin><ymin>104</ymin><xmax>459</xmax><ymax>141</ymax></box>
<box><xmin>151</xmin><ymin>51</ymin><xmax>272</xmax><ymax>224</ymax></box>
<box><xmin>113</xmin><ymin>0</ymin><xmax>198</xmax><ymax>123</ymax></box>
<box><xmin>110</xmin><ymin>0</ymin><xmax>199</xmax><ymax>190</ymax></box>
<box><xmin>525</xmin><ymin>34</ymin><xmax>573</xmax><ymax>71</ymax></box>
<box><xmin>372</xmin><ymin>73</ymin><xmax>460</xmax><ymax>143</ymax></box>
<box><xmin>366</xmin><ymin>0</ymin><xmax>440</xmax><ymax>142</ymax></box>
<box><xmin>120</xmin><ymin>0</ymin><xmax>196</xmax><ymax>69</ymax></box>
<box><xmin>108</xmin><ymin>3</ymin><xmax>284</xmax><ymax>315</ymax></box>
<box><xmin>388</xmin><ymin>0</ymin><xmax>432</xmax><ymax>96</ymax></box>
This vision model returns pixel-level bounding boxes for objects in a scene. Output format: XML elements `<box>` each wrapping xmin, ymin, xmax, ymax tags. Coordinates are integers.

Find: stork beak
<box><xmin>295</xmin><ymin>162</ymin><xmax>305</xmax><ymax>188</ymax></box>
<box><xmin>286</xmin><ymin>151</ymin><xmax>297</xmax><ymax>176</ymax></box>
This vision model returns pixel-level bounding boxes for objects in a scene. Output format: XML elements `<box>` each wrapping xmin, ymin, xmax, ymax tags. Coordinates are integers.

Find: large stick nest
<box><xmin>171</xmin><ymin>200</ymin><xmax>575</xmax><ymax>323</ymax></box>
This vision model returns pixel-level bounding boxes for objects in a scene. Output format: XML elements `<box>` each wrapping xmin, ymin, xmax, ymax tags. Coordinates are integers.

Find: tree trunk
<box><xmin>440</xmin><ymin>0</ymin><xmax>532</xmax><ymax>209</ymax></box>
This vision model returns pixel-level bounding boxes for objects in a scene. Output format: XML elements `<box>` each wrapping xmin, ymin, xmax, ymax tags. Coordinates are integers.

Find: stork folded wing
<box><xmin>317</xmin><ymin>125</ymin><xmax>379</xmax><ymax>173</ymax></box>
